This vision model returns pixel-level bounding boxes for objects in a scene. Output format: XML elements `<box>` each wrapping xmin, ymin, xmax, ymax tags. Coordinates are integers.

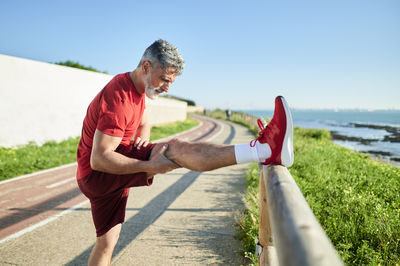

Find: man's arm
<box><xmin>90</xmin><ymin>129</ymin><xmax>176</xmax><ymax>175</ymax></box>
<box><xmin>134</xmin><ymin>111</ymin><xmax>151</xmax><ymax>149</ymax></box>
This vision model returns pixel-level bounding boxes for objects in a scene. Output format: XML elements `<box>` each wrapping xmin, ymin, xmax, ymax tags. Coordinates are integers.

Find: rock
<box><xmin>330</xmin><ymin>131</ymin><xmax>379</xmax><ymax>145</ymax></box>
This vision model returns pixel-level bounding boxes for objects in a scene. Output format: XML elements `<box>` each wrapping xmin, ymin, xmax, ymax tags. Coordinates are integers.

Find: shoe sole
<box><xmin>279</xmin><ymin>96</ymin><xmax>294</xmax><ymax>167</ymax></box>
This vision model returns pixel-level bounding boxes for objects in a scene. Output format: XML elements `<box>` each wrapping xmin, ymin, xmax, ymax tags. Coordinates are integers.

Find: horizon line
<box><xmin>235</xmin><ymin>107</ymin><xmax>400</xmax><ymax>112</ymax></box>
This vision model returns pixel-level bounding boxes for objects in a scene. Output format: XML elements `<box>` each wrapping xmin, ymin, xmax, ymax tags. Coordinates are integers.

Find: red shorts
<box><xmin>77</xmin><ymin>142</ymin><xmax>156</xmax><ymax>237</ymax></box>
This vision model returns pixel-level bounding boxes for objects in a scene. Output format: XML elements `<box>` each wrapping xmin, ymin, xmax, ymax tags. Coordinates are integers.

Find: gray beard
<box><xmin>144</xmin><ymin>73</ymin><xmax>162</xmax><ymax>99</ymax></box>
<box><xmin>145</xmin><ymin>85</ymin><xmax>159</xmax><ymax>100</ymax></box>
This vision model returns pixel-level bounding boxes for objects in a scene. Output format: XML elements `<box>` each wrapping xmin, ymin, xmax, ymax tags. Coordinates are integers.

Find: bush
<box><xmin>54</xmin><ymin>60</ymin><xmax>108</xmax><ymax>74</ymax></box>
<box><xmin>295</xmin><ymin>127</ymin><xmax>331</xmax><ymax>140</ymax></box>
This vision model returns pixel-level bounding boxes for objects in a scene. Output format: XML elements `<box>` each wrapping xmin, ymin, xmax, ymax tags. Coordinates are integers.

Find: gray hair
<box><xmin>138</xmin><ymin>39</ymin><xmax>185</xmax><ymax>75</ymax></box>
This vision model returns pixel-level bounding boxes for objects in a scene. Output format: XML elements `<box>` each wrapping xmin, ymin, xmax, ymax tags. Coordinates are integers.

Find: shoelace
<box><xmin>250</xmin><ymin>119</ymin><xmax>266</xmax><ymax>147</ymax></box>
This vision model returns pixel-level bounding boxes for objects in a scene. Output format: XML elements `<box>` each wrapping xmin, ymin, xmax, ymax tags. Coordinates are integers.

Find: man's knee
<box><xmin>164</xmin><ymin>139</ymin><xmax>209</xmax><ymax>172</ymax></box>
<box><xmin>96</xmin><ymin>224</ymin><xmax>121</xmax><ymax>252</ymax></box>
<box><xmin>164</xmin><ymin>139</ymin><xmax>187</xmax><ymax>161</ymax></box>
<box><xmin>149</xmin><ymin>143</ymin><xmax>165</xmax><ymax>159</ymax></box>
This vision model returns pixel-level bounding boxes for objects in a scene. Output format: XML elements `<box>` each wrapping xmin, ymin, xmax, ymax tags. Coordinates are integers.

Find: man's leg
<box><xmin>88</xmin><ymin>224</ymin><xmax>121</xmax><ymax>266</ymax></box>
<box><xmin>164</xmin><ymin>96</ymin><xmax>294</xmax><ymax>170</ymax></box>
<box><xmin>164</xmin><ymin>139</ymin><xmax>237</xmax><ymax>172</ymax></box>
<box><xmin>78</xmin><ymin>143</ymin><xmax>158</xmax><ymax>266</ymax></box>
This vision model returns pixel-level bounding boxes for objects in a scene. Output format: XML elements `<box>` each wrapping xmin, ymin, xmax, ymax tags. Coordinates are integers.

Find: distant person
<box><xmin>76</xmin><ymin>39</ymin><xmax>294</xmax><ymax>266</ymax></box>
<box><xmin>226</xmin><ymin>109</ymin><xmax>232</xmax><ymax>120</ymax></box>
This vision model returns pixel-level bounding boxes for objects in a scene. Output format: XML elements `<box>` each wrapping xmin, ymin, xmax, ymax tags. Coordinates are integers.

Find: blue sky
<box><xmin>1</xmin><ymin>0</ymin><xmax>399</xmax><ymax>110</ymax></box>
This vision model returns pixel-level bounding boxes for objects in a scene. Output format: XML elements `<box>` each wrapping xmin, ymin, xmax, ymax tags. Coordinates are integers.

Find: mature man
<box><xmin>76</xmin><ymin>39</ymin><xmax>294</xmax><ymax>266</ymax></box>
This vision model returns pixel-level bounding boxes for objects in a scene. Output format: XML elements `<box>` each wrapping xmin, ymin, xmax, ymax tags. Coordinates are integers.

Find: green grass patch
<box><xmin>149</xmin><ymin>117</ymin><xmax>199</xmax><ymax>141</ymax></box>
<box><xmin>235</xmin><ymin>163</ymin><xmax>260</xmax><ymax>264</ymax></box>
<box><xmin>237</xmin><ymin>127</ymin><xmax>400</xmax><ymax>265</ymax></box>
<box><xmin>0</xmin><ymin>117</ymin><xmax>199</xmax><ymax>181</ymax></box>
<box><xmin>204</xmin><ymin>109</ymin><xmax>261</xmax><ymax>136</ymax></box>
<box><xmin>0</xmin><ymin>138</ymin><xmax>81</xmax><ymax>181</ymax></box>
<box><xmin>204</xmin><ymin>109</ymin><xmax>400</xmax><ymax>265</ymax></box>
<box><xmin>291</xmin><ymin>127</ymin><xmax>400</xmax><ymax>265</ymax></box>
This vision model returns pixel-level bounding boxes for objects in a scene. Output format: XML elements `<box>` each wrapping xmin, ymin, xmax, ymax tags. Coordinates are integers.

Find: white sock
<box><xmin>234</xmin><ymin>142</ymin><xmax>271</xmax><ymax>164</ymax></box>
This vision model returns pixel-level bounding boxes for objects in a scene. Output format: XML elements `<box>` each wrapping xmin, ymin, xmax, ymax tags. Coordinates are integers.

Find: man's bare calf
<box><xmin>164</xmin><ymin>138</ymin><xmax>237</xmax><ymax>172</ymax></box>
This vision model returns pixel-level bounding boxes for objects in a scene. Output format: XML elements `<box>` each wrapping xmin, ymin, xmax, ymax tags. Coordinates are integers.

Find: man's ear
<box><xmin>141</xmin><ymin>60</ymin><xmax>151</xmax><ymax>74</ymax></box>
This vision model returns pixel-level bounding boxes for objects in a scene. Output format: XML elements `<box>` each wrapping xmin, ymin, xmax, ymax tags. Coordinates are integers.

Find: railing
<box><xmin>257</xmin><ymin>165</ymin><xmax>344</xmax><ymax>266</ymax></box>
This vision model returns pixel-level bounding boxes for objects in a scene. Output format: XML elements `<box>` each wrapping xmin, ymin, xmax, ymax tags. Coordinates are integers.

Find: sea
<box><xmin>241</xmin><ymin>109</ymin><xmax>400</xmax><ymax>167</ymax></box>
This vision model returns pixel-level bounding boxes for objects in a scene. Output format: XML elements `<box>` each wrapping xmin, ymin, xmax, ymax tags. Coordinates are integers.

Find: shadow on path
<box><xmin>66</xmin><ymin>121</ymin><xmax>236</xmax><ymax>265</ymax></box>
<box><xmin>66</xmin><ymin>170</ymin><xmax>202</xmax><ymax>265</ymax></box>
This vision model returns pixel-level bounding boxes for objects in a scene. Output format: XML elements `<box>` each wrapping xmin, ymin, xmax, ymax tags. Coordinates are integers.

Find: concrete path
<box><xmin>0</xmin><ymin>117</ymin><xmax>254</xmax><ymax>265</ymax></box>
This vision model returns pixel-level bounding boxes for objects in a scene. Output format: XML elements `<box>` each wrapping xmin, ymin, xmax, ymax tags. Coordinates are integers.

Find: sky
<box><xmin>1</xmin><ymin>0</ymin><xmax>399</xmax><ymax>110</ymax></box>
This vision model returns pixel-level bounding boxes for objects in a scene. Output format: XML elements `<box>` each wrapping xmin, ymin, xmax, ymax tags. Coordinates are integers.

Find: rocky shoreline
<box><xmin>330</xmin><ymin>123</ymin><xmax>400</xmax><ymax>164</ymax></box>
<box><xmin>351</xmin><ymin>123</ymin><xmax>400</xmax><ymax>142</ymax></box>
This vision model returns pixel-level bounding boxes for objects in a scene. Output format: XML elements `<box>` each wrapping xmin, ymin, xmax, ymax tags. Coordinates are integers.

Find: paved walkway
<box><xmin>0</xmin><ymin>116</ymin><xmax>254</xmax><ymax>265</ymax></box>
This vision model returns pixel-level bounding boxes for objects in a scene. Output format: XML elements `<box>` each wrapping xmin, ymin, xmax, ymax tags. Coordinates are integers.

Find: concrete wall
<box><xmin>0</xmin><ymin>54</ymin><xmax>186</xmax><ymax>148</ymax></box>
<box><xmin>147</xmin><ymin>97</ymin><xmax>187</xmax><ymax>126</ymax></box>
<box><xmin>187</xmin><ymin>105</ymin><xmax>204</xmax><ymax>113</ymax></box>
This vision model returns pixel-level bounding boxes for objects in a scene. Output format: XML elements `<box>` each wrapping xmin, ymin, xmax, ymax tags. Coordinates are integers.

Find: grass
<box><xmin>204</xmin><ymin>109</ymin><xmax>261</xmax><ymax>137</ymax></box>
<box><xmin>204</xmin><ymin>110</ymin><xmax>400</xmax><ymax>265</ymax></box>
<box><xmin>150</xmin><ymin>117</ymin><xmax>199</xmax><ymax>141</ymax></box>
<box><xmin>236</xmin><ymin>163</ymin><xmax>261</xmax><ymax>264</ymax></box>
<box><xmin>0</xmin><ymin>117</ymin><xmax>199</xmax><ymax>181</ymax></box>
<box><xmin>0</xmin><ymin>138</ymin><xmax>81</xmax><ymax>181</ymax></box>
<box><xmin>290</xmin><ymin>128</ymin><xmax>400</xmax><ymax>265</ymax></box>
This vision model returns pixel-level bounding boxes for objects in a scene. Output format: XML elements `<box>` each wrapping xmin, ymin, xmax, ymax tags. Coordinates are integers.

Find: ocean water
<box><xmin>241</xmin><ymin>109</ymin><xmax>400</xmax><ymax>166</ymax></box>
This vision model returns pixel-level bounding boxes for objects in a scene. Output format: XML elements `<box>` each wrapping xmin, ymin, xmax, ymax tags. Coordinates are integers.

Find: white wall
<box><xmin>187</xmin><ymin>105</ymin><xmax>204</xmax><ymax>113</ymax></box>
<box><xmin>147</xmin><ymin>97</ymin><xmax>187</xmax><ymax>126</ymax></box>
<box><xmin>0</xmin><ymin>54</ymin><xmax>186</xmax><ymax>148</ymax></box>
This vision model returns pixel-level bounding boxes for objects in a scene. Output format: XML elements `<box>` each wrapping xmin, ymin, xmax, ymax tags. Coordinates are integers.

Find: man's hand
<box><xmin>146</xmin><ymin>144</ymin><xmax>181</xmax><ymax>177</ymax></box>
<box><xmin>133</xmin><ymin>136</ymin><xmax>149</xmax><ymax>150</ymax></box>
<box><xmin>135</xmin><ymin>111</ymin><xmax>151</xmax><ymax>150</ymax></box>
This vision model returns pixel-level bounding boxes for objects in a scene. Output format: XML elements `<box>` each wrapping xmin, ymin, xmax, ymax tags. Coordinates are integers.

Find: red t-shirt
<box><xmin>76</xmin><ymin>72</ymin><xmax>146</xmax><ymax>180</ymax></box>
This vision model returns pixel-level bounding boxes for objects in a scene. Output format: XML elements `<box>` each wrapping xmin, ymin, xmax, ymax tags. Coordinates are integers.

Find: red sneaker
<box><xmin>250</xmin><ymin>96</ymin><xmax>294</xmax><ymax>167</ymax></box>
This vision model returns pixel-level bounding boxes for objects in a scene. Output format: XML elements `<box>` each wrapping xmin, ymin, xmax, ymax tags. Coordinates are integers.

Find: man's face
<box><xmin>144</xmin><ymin>66</ymin><xmax>178</xmax><ymax>100</ymax></box>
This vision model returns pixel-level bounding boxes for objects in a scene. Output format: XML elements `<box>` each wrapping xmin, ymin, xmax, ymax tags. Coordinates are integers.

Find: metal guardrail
<box><xmin>257</xmin><ymin>165</ymin><xmax>344</xmax><ymax>266</ymax></box>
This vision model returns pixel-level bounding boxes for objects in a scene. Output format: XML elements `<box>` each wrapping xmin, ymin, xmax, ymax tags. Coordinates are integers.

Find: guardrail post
<box><xmin>258</xmin><ymin>165</ymin><xmax>278</xmax><ymax>266</ymax></box>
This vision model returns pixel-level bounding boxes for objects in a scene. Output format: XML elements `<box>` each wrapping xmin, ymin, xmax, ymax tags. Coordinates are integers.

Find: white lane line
<box><xmin>46</xmin><ymin>177</ymin><xmax>76</xmax><ymax>189</ymax></box>
<box><xmin>206</xmin><ymin>122</ymin><xmax>225</xmax><ymax>142</ymax></box>
<box><xmin>0</xmin><ymin>199</ymin><xmax>89</xmax><ymax>244</ymax></box>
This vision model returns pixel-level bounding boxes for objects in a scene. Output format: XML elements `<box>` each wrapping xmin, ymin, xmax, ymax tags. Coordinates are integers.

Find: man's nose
<box><xmin>161</xmin><ymin>82</ymin><xmax>170</xmax><ymax>92</ymax></box>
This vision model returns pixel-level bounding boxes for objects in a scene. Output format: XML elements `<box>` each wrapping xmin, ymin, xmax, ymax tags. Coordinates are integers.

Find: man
<box><xmin>76</xmin><ymin>39</ymin><xmax>294</xmax><ymax>266</ymax></box>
